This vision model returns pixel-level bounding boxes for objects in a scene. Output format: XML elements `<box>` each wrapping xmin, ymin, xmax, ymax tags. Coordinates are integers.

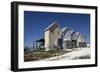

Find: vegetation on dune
<box><xmin>24</xmin><ymin>50</ymin><xmax>68</xmax><ymax>62</ymax></box>
<box><xmin>72</xmin><ymin>55</ymin><xmax>90</xmax><ymax>60</ymax></box>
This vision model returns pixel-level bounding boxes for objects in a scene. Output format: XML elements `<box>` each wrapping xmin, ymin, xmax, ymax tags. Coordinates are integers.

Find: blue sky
<box><xmin>24</xmin><ymin>11</ymin><xmax>90</xmax><ymax>48</ymax></box>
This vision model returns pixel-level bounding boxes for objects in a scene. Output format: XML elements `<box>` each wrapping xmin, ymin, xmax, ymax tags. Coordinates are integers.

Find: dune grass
<box><xmin>24</xmin><ymin>50</ymin><xmax>68</xmax><ymax>62</ymax></box>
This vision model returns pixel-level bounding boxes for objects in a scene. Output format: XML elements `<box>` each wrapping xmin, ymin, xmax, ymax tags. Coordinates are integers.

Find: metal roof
<box><xmin>44</xmin><ymin>21</ymin><xmax>62</xmax><ymax>32</ymax></box>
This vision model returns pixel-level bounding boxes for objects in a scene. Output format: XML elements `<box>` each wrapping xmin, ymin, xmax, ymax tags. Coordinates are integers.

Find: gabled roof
<box><xmin>77</xmin><ymin>33</ymin><xmax>83</xmax><ymax>42</ymax></box>
<box><xmin>76</xmin><ymin>32</ymin><xmax>80</xmax><ymax>35</ymax></box>
<box><xmin>61</xmin><ymin>26</ymin><xmax>69</xmax><ymax>32</ymax></box>
<box><xmin>44</xmin><ymin>21</ymin><xmax>62</xmax><ymax>32</ymax></box>
<box><xmin>62</xmin><ymin>26</ymin><xmax>70</xmax><ymax>36</ymax></box>
<box><xmin>70</xmin><ymin>30</ymin><xmax>75</xmax><ymax>34</ymax></box>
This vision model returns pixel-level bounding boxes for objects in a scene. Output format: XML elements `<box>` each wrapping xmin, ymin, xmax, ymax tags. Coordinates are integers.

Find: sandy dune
<box><xmin>40</xmin><ymin>47</ymin><xmax>90</xmax><ymax>61</ymax></box>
